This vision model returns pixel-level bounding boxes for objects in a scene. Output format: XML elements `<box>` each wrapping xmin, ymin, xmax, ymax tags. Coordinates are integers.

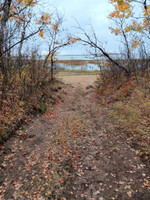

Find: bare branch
<box><xmin>75</xmin><ymin>22</ymin><xmax>130</xmax><ymax>75</ymax></box>
<box><xmin>0</xmin><ymin>28</ymin><xmax>40</xmax><ymax>57</ymax></box>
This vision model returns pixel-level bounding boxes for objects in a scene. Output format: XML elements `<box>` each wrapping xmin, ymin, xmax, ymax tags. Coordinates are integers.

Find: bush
<box><xmin>96</xmin><ymin>63</ymin><xmax>150</xmax><ymax>154</ymax></box>
<box><xmin>0</xmin><ymin>54</ymin><xmax>59</xmax><ymax>142</ymax></box>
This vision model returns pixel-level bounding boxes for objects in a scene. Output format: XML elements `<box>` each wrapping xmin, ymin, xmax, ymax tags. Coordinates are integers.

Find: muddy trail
<box><xmin>0</xmin><ymin>75</ymin><xmax>150</xmax><ymax>200</ymax></box>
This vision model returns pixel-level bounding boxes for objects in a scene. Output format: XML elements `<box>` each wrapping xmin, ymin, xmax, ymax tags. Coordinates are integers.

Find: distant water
<box><xmin>41</xmin><ymin>54</ymin><xmax>122</xmax><ymax>71</ymax></box>
<box><xmin>56</xmin><ymin>55</ymin><xmax>102</xmax><ymax>71</ymax></box>
<box><xmin>56</xmin><ymin>62</ymin><xmax>100</xmax><ymax>71</ymax></box>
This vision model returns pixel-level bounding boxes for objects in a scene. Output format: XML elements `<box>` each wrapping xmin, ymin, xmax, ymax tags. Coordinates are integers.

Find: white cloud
<box><xmin>40</xmin><ymin>0</ymin><xmax>121</xmax><ymax>54</ymax></box>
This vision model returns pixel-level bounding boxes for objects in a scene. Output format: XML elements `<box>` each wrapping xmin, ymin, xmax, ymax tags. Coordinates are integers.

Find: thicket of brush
<box><xmin>96</xmin><ymin>58</ymin><xmax>150</xmax><ymax>155</ymax></box>
<box><xmin>0</xmin><ymin>52</ymin><xmax>61</xmax><ymax>142</ymax></box>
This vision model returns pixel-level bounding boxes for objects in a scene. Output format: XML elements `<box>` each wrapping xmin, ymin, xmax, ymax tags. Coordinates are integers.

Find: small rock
<box><xmin>142</xmin><ymin>173</ymin><xmax>146</xmax><ymax>177</ymax></box>
<box><xmin>92</xmin><ymin>166</ymin><xmax>97</xmax><ymax>170</ymax></box>
<box><xmin>94</xmin><ymin>190</ymin><xmax>100</xmax><ymax>195</ymax></box>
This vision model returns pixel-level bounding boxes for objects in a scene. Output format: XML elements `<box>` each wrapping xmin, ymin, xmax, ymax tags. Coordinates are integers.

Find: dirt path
<box><xmin>0</xmin><ymin>75</ymin><xmax>149</xmax><ymax>200</ymax></box>
<box><xmin>59</xmin><ymin>75</ymin><xmax>98</xmax><ymax>88</ymax></box>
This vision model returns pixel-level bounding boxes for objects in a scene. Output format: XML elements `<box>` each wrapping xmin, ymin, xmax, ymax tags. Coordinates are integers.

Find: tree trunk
<box><xmin>51</xmin><ymin>58</ymin><xmax>54</xmax><ymax>81</ymax></box>
<box><xmin>0</xmin><ymin>0</ymin><xmax>12</xmax><ymax>107</ymax></box>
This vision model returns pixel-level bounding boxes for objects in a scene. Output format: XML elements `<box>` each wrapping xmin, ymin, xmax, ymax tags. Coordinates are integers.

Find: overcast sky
<box><xmin>39</xmin><ymin>0</ymin><xmax>122</xmax><ymax>55</ymax></box>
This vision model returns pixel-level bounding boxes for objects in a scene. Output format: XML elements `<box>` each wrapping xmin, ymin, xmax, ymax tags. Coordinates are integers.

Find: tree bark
<box><xmin>51</xmin><ymin>56</ymin><xmax>54</xmax><ymax>81</ymax></box>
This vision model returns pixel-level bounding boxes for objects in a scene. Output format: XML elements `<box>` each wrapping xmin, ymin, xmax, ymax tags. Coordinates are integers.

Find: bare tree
<box><xmin>41</xmin><ymin>11</ymin><xmax>73</xmax><ymax>80</ymax></box>
<box><xmin>76</xmin><ymin>22</ymin><xmax>130</xmax><ymax>76</ymax></box>
<box><xmin>0</xmin><ymin>0</ymin><xmax>42</xmax><ymax>106</ymax></box>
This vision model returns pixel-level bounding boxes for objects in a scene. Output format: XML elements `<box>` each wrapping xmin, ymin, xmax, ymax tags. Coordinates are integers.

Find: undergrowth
<box><xmin>0</xmin><ymin>62</ymin><xmax>62</xmax><ymax>143</ymax></box>
<box><xmin>97</xmin><ymin>70</ymin><xmax>150</xmax><ymax>155</ymax></box>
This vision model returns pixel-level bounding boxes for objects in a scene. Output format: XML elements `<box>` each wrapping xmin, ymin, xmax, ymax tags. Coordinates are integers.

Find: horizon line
<box><xmin>41</xmin><ymin>53</ymin><xmax>122</xmax><ymax>56</ymax></box>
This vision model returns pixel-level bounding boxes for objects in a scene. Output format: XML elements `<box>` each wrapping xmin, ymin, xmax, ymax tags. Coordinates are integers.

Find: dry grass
<box><xmin>56</xmin><ymin>60</ymin><xmax>99</xmax><ymax>65</ymax></box>
<box><xmin>97</xmin><ymin>72</ymin><xmax>150</xmax><ymax>154</ymax></box>
<box><xmin>110</xmin><ymin>88</ymin><xmax>150</xmax><ymax>152</ymax></box>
